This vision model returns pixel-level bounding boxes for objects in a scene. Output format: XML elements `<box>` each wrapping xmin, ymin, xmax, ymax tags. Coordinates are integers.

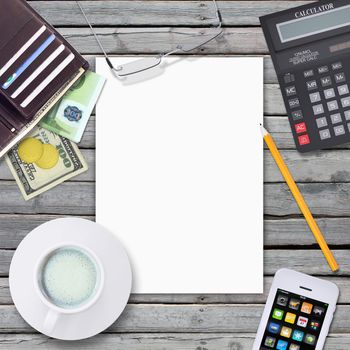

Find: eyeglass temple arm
<box><xmin>75</xmin><ymin>1</ymin><xmax>120</xmax><ymax>71</ymax></box>
<box><xmin>212</xmin><ymin>0</ymin><xmax>223</xmax><ymax>27</ymax></box>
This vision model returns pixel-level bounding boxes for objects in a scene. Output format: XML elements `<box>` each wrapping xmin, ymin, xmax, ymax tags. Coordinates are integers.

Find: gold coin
<box><xmin>17</xmin><ymin>138</ymin><xmax>44</xmax><ymax>163</ymax></box>
<box><xmin>35</xmin><ymin>144</ymin><xmax>59</xmax><ymax>169</ymax></box>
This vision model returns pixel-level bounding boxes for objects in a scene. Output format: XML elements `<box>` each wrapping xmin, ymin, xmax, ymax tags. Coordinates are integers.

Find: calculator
<box><xmin>260</xmin><ymin>0</ymin><xmax>350</xmax><ymax>152</ymax></box>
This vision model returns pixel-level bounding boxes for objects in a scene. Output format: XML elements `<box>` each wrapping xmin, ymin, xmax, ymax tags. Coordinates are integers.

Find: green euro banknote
<box><xmin>40</xmin><ymin>71</ymin><xmax>105</xmax><ymax>143</ymax></box>
<box><xmin>6</xmin><ymin>126</ymin><xmax>88</xmax><ymax>201</ymax></box>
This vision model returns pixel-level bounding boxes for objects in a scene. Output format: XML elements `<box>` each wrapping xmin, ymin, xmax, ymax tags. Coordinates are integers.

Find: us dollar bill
<box><xmin>6</xmin><ymin>126</ymin><xmax>88</xmax><ymax>200</ymax></box>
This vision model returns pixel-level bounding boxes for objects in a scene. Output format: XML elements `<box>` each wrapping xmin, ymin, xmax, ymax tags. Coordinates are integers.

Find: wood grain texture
<box><xmin>1</xmin><ymin>250</ymin><xmax>349</xmax><ymax>277</ymax></box>
<box><xmin>4</xmin><ymin>182</ymin><xmax>350</xmax><ymax>216</ymax></box>
<box><xmin>2</xmin><ymin>333</ymin><xmax>350</xmax><ymax>350</ymax></box>
<box><xmin>1</xmin><ymin>333</ymin><xmax>350</xmax><ymax>349</ymax></box>
<box><xmin>4</xmin><ymin>149</ymin><xmax>350</xmax><ymax>182</ymax></box>
<box><xmin>0</xmin><ymin>304</ymin><xmax>349</xmax><ymax>333</ymax></box>
<box><xmin>29</xmin><ymin>1</ymin><xmax>311</xmax><ymax>26</ymax></box>
<box><xmin>3</xmin><ymin>276</ymin><xmax>350</xmax><ymax>305</ymax></box>
<box><xmin>2</xmin><ymin>0</ymin><xmax>350</xmax><ymax>346</ymax></box>
<box><xmin>57</xmin><ymin>27</ymin><xmax>269</xmax><ymax>55</ymax></box>
<box><xmin>0</xmin><ymin>216</ymin><xmax>349</xmax><ymax>249</ymax></box>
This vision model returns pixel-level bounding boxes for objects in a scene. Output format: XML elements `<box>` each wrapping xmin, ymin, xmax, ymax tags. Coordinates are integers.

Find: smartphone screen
<box><xmin>259</xmin><ymin>288</ymin><xmax>329</xmax><ymax>350</ymax></box>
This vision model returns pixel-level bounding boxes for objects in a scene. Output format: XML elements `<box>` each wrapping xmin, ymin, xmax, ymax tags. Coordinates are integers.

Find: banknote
<box><xmin>40</xmin><ymin>71</ymin><xmax>105</xmax><ymax>143</ymax></box>
<box><xmin>6</xmin><ymin>126</ymin><xmax>88</xmax><ymax>200</ymax></box>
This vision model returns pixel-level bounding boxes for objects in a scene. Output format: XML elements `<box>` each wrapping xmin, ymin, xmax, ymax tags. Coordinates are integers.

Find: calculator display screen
<box><xmin>277</xmin><ymin>5</ymin><xmax>350</xmax><ymax>43</ymax></box>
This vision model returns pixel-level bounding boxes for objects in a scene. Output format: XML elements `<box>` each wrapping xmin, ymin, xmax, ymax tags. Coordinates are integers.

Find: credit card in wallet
<box><xmin>12</xmin><ymin>44</ymin><xmax>65</xmax><ymax>98</ymax></box>
<box><xmin>0</xmin><ymin>25</ymin><xmax>46</xmax><ymax>77</ymax></box>
<box><xmin>21</xmin><ymin>52</ymin><xmax>75</xmax><ymax>108</ymax></box>
<box><xmin>2</xmin><ymin>34</ymin><xmax>55</xmax><ymax>89</ymax></box>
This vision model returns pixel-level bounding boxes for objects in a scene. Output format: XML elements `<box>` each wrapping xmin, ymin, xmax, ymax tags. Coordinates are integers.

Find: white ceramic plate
<box><xmin>9</xmin><ymin>218</ymin><xmax>132</xmax><ymax>340</ymax></box>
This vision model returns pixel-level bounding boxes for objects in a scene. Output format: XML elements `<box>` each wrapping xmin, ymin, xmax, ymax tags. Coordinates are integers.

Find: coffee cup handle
<box><xmin>43</xmin><ymin>309</ymin><xmax>60</xmax><ymax>334</ymax></box>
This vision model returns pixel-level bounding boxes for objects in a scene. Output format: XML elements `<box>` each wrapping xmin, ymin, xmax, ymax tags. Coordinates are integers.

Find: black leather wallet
<box><xmin>0</xmin><ymin>0</ymin><xmax>89</xmax><ymax>158</ymax></box>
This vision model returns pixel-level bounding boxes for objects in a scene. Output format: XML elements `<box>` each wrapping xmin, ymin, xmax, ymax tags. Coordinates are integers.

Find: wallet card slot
<box><xmin>0</xmin><ymin>29</ymin><xmax>56</xmax><ymax>88</ymax></box>
<box><xmin>12</xmin><ymin>47</ymin><xmax>79</xmax><ymax>112</ymax></box>
<box><xmin>9</xmin><ymin>42</ymin><xmax>65</xmax><ymax>98</ymax></box>
<box><xmin>4</xmin><ymin>36</ymin><xmax>63</xmax><ymax>96</ymax></box>
<box><xmin>0</xmin><ymin>18</ymin><xmax>45</xmax><ymax>78</ymax></box>
<box><xmin>20</xmin><ymin>52</ymin><xmax>75</xmax><ymax>108</ymax></box>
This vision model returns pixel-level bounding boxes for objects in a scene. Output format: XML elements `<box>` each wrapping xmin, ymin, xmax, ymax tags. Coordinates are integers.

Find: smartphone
<box><xmin>253</xmin><ymin>269</ymin><xmax>339</xmax><ymax>350</ymax></box>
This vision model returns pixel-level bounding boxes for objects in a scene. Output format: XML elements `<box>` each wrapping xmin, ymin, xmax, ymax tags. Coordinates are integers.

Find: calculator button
<box><xmin>332</xmin><ymin>62</ymin><xmax>343</xmax><ymax>70</ymax></box>
<box><xmin>288</xmin><ymin>98</ymin><xmax>300</xmax><ymax>109</ymax></box>
<box><xmin>341</xmin><ymin>97</ymin><xmax>350</xmax><ymax>108</ymax></box>
<box><xmin>313</xmin><ymin>104</ymin><xmax>324</xmax><ymax>115</ymax></box>
<box><xmin>295</xmin><ymin>122</ymin><xmax>307</xmax><ymax>134</ymax></box>
<box><xmin>345</xmin><ymin>110</ymin><xmax>350</xmax><ymax>120</ymax></box>
<box><xmin>306</xmin><ymin>80</ymin><xmax>318</xmax><ymax>90</ymax></box>
<box><xmin>334</xmin><ymin>125</ymin><xmax>345</xmax><ymax>136</ymax></box>
<box><xmin>316</xmin><ymin>117</ymin><xmax>328</xmax><ymax>128</ymax></box>
<box><xmin>298</xmin><ymin>134</ymin><xmax>310</xmax><ymax>145</ymax></box>
<box><xmin>309</xmin><ymin>92</ymin><xmax>321</xmax><ymax>103</ymax></box>
<box><xmin>318</xmin><ymin>66</ymin><xmax>329</xmax><ymax>74</ymax></box>
<box><xmin>335</xmin><ymin>72</ymin><xmax>346</xmax><ymax>83</ymax></box>
<box><xmin>291</xmin><ymin>110</ymin><xmax>303</xmax><ymax>121</ymax></box>
<box><xmin>284</xmin><ymin>73</ymin><xmax>295</xmax><ymax>84</ymax></box>
<box><xmin>304</xmin><ymin>69</ymin><xmax>314</xmax><ymax>78</ymax></box>
<box><xmin>327</xmin><ymin>100</ymin><xmax>339</xmax><ymax>111</ymax></box>
<box><xmin>324</xmin><ymin>88</ymin><xmax>335</xmax><ymax>99</ymax></box>
<box><xmin>285</xmin><ymin>86</ymin><xmax>297</xmax><ymax>96</ymax></box>
<box><xmin>338</xmin><ymin>84</ymin><xmax>349</xmax><ymax>96</ymax></box>
<box><xmin>321</xmin><ymin>76</ymin><xmax>332</xmax><ymax>87</ymax></box>
<box><xmin>319</xmin><ymin>129</ymin><xmax>331</xmax><ymax>140</ymax></box>
<box><xmin>330</xmin><ymin>113</ymin><xmax>342</xmax><ymax>124</ymax></box>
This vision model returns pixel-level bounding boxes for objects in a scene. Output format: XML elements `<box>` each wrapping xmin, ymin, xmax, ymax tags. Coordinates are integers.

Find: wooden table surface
<box><xmin>0</xmin><ymin>0</ymin><xmax>350</xmax><ymax>348</ymax></box>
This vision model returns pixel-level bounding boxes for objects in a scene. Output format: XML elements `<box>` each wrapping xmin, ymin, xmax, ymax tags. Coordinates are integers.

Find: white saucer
<box><xmin>9</xmin><ymin>218</ymin><xmax>132</xmax><ymax>340</ymax></box>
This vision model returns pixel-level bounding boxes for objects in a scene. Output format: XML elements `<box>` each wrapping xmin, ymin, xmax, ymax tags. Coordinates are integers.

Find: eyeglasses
<box><xmin>75</xmin><ymin>0</ymin><xmax>223</xmax><ymax>76</ymax></box>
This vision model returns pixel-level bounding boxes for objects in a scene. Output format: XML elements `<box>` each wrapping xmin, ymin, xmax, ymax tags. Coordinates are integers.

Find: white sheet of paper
<box><xmin>96</xmin><ymin>57</ymin><xmax>263</xmax><ymax>293</ymax></box>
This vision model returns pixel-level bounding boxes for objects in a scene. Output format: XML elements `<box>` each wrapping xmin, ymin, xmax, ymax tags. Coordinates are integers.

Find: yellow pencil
<box><xmin>260</xmin><ymin>125</ymin><xmax>339</xmax><ymax>272</ymax></box>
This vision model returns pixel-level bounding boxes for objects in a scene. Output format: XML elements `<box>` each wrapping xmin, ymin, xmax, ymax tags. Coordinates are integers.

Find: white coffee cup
<box><xmin>34</xmin><ymin>242</ymin><xmax>105</xmax><ymax>334</ymax></box>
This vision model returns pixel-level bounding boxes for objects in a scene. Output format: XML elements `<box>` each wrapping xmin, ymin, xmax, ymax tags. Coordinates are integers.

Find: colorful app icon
<box><xmin>289</xmin><ymin>298</ymin><xmax>301</xmax><ymax>310</ymax></box>
<box><xmin>292</xmin><ymin>330</ymin><xmax>304</xmax><ymax>342</ymax></box>
<box><xmin>280</xmin><ymin>326</ymin><xmax>292</xmax><ymax>338</ymax></box>
<box><xmin>277</xmin><ymin>294</ymin><xmax>288</xmax><ymax>307</ymax></box>
<box><xmin>264</xmin><ymin>336</ymin><xmax>276</xmax><ymax>347</ymax></box>
<box><xmin>268</xmin><ymin>322</ymin><xmax>281</xmax><ymax>334</ymax></box>
<box><xmin>289</xmin><ymin>344</ymin><xmax>300</xmax><ymax>350</ymax></box>
<box><xmin>276</xmin><ymin>339</ymin><xmax>288</xmax><ymax>350</ymax></box>
<box><xmin>272</xmin><ymin>308</ymin><xmax>284</xmax><ymax>320</ymax></box>
<box><xmin>304</xmin><ymin>333</ymin><xmax>316</xmax><ymax>345</ymax></box>
<box><xmin>313</xmin><ymin>305</ymin><xmax>325</xmax><ymax>317</ymax></box>
<box><xmin>301</xmin><ymin>302</ymin><xmax>313</xmax><ymax>314</ymax></box>
<box><xmin>297</xmin><ymin>316</ymin><xmax>308</xmax><ymax>328</ymax></box>
<box><xmin>285</xmin><ymin>312</ymin><xmax>296</xmax><ymax>324</ymax></box>
<box><xmin>310</xmin><ymin>320</ymin><xmax>320</xmax><ymax>330</ymax></box>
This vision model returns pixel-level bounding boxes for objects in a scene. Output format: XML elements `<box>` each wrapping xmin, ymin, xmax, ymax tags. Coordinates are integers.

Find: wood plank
<box><xmin>2</xmin><ymin>276</ymin><xmax>350</xmax><ymax>305</ymax></box>
<box><xmin>0</xmin><ymin>333</ymin><xmax>350</xmax><ymax>349</ymax></box>
<box><xmin>0</xmin><ymin>215</ymin><xmax>350</xmax><ymax>250</ymax></box>
<box><xmin>4</xmin><ymin>149</ymin><xmax>350</xmax><ymax>183</ymax></box>
<box><xmin>0</xmin><ymin>304</ymin><xmax>349</xmax><ymax>333</ymax></box>
<box><xmin>29</xmin><ymin>1</ymin><xmax>311</xmax><ymax>27</ymax></box>
<box><xmin>57</xmin><ymin>27</ymin><xmax>269</xmax><ymax>54</ymax></box>
<box><xmin>0</xmin><ymin>250</ymin><xmax>349</xmax><ymax>277</ymax></box>
<box><xmin>3</xmin><ymin>181</ymin><xmax>350</xmax><ymax>216</ymax></box>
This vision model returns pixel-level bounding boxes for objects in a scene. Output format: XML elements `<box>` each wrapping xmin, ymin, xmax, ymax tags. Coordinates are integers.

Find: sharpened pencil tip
<box><xmin>260</xmin><ymin>124</ymin><xmax>268</xmax><ymax>137</ymax></box>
